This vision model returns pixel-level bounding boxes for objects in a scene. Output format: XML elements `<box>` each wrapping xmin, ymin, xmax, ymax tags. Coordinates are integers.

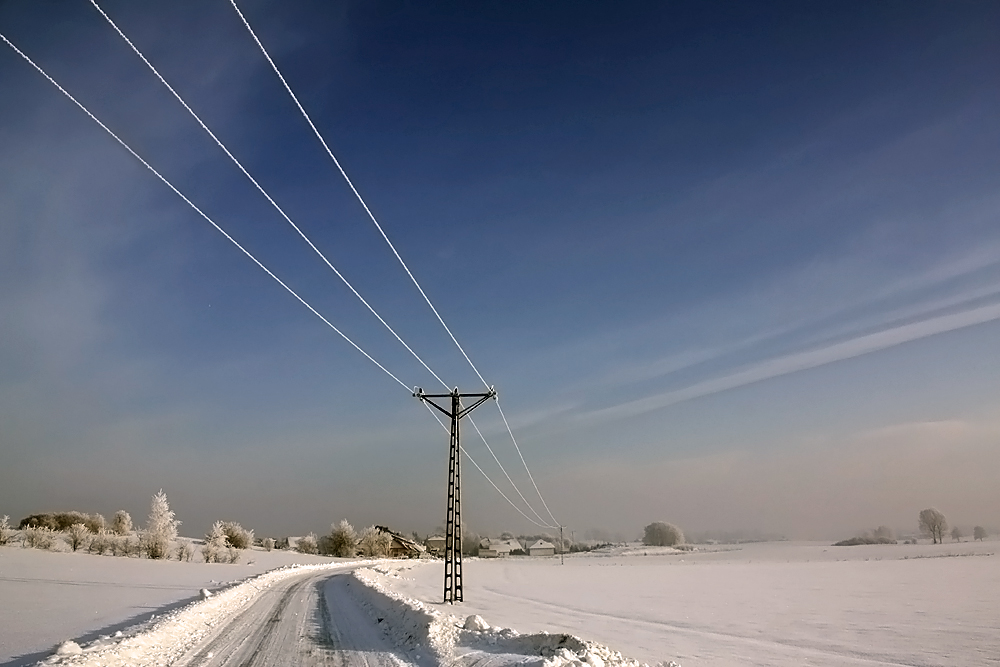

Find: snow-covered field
<box><xmin>3</xmin><ymin>540</ymin><xmax>998</xmax><ymax>666</ymax></box>
<box><xmin>372</xmin><ymin>540</ymin><xmax>1000</xmax><ymax>667</ymax></box>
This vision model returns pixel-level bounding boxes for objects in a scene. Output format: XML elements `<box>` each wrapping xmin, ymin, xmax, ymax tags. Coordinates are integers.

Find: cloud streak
<box><xmin>584</xmin><ymin>300</ymin><xmax>1000</xmax><ymax>423</ymax></box>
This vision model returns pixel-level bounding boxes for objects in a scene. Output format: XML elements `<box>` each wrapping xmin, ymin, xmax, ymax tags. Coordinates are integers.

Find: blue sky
<box><xmin>2</xmin><ymin>1</ymin><xmax>999</xmax><ymax>540</ymax></box>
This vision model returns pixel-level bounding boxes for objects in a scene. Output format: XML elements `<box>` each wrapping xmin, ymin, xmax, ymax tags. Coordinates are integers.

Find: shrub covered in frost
<box><xmin>88</xmin><ymin>530</ymin><xmax>111</xmax><ymax>555</ymax></box>
<box><xmin>23</xmin><ymin>526</ymin><xmax>56</xmax><ymax>550</ymax></box>
<box><xmin>262</xmin><ymin>537</ymin><xmax>275</xmax><ymax>552</ymax></box>
<box><xmin>176</xmin><ymin>541</ymin><xmax>196</xmax><ymax>562</ymax></box>
<box><xmin>202</xmin><ymin>521</ymin><xmax>230</xmax><ymax>563</ymax></box>
<box><xmin>0</xmin><ymin>515</ymin><xmax>12</xmax><ymax>545</ymax></box>
<box><xmin>19</xmin><ymin>511</ymin><xmax>106</xmax><ymax>533</ymax></box>
<box><xmin>144</xmin><ymin>490</ymin><xmax>180</xmax><ymax>559</ymax></box>
<box><xmin>642</xmin><ymin>522</ymin><xmax>684</xmax><ymax>547</ymax></box>
<box><xmin>220</xmin><ymin>521</ymin><xmax>254</xmax><ymax>549</ymax></box>
<box><xmin>66</xmin><ymin>523</ymin><xmax>91</xmax><ymax>552</ymax></box>
<box><xmin>325</xmin><ymin>519</ymin><xmax>358</xmax><ymax>557</ymax></box>
<box><xmin>296</xmin><ymin>532</ymin><xmax>319</xmax><ymax>555</ymax></box>
<box><xmin>111</xmin><ymin>510</ymin><xmax>133</xmax><ymax>535</ymax></box>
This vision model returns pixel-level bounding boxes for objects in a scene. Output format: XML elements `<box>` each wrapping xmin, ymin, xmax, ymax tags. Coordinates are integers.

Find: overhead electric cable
<box><xmin>423</xmin><ymin>403</ymin><xmax>555</xmax><ymax>529</ymax></box>
<box><xmin>229</xmin><ymin>0</ymin><xmax>562</xmax><ymax>528</ymax></box>
<box><xmin>496</xmin><ymin>399</ymin><xmax>561</xmax><ymax>526</ymax></box>
<box><xmin>467</xmin><ymin>414</ymin><xmax>555</xmax><ymax>528</ymax></box>
<box><xmin>0</xmin><ymin>31</ymin><xmax>409</xmax><ymax>392</ymax></box>
<box><xmin>229</xmin><ymin>0</ymin><xmax>488</xmax><ymax>387</ymax></box>
<box><xmin>90</xmin><ymin>0</ymin><xmax>449</xmax><ymax>392</ymax></box>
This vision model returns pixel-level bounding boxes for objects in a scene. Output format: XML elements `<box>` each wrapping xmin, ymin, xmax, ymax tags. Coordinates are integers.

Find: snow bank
<box><xmin>350</xmin><ymin>564</ymin><xmax>679</xmax><ymax>667</ymax></box>
<box><xmin>32</xmin><ymin>560</ymin><xmax>367</xmax><ymax>666</ymax></box>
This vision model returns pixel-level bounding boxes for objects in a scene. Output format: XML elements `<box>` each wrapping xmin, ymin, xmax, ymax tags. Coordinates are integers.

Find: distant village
<box><xmin>282</xmin><ymin>527</ymin><xmax>562</xmax><ymax>559</ymax></box>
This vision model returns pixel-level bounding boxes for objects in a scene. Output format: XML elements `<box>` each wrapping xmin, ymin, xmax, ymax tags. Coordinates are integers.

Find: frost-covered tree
<box><xmin>974</xmin><ymin>526</ymin><xmax>987</xmax><ymax>541</ymax></box>
<box><xmin>202</xmin><ymin>521</ymin><xmax>230</xmax><ymax>563</ymax></box>
<box><xmin>85</xmin><ymin>513</ymin><xmax>106</xmax><ymax>534</ymax></box>
<box><xmin>328</xmin><ymin>520</ymin><xmax>358</xmax><ymax>558</ymax></box>
<box><xmin>220</xmin><ymin>521</ymin><xmax>254</xmax><ymax>549</ymax></box>
<box><xmin>357</xmin><ymin>526</ymin><xmax>391</xmax><ymax>557</ymax></box>
<box><xmin>262</xmin><ymin>537</ymin><xmax>275</xmax><ymax>552</ymax></box>
<box><xmin>0</xmin><ymin>515</ymin><xmax>12</xmax><ymax>545</ymax></box>
<box><xmin>144</xmin><ymin>490</ymin><xmax>180</xmax><ymax>559</ymax></box>
<box><xmin>643</xmin><ymin>522</ymin><xmax>684</xmax><ymax>547</ymax></box>
<box><xmin>918</xmin><ymin>508</ymin><xmax>947</xmax><ymax>544</ymax></box>
<box><xmin>111</xmin><ymin>510</ymin><xmax>133</xmax><ymax>535</ymax></box>
<box><xmin>66</xmin><ymin>523</ymin><xmax>90</xmax><ymax>552</ymax></box>
<box><xmin>951</xmin><ymin>526</ymin><xmax>963</xmax><ymax>542</ymax></box>
<box><xmin>296</xmin><ymin>532</ymin><xmax>318</xmax><ymax>555</ymax></box>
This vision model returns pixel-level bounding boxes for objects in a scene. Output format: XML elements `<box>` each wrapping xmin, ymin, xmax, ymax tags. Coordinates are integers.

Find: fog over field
<box><xmin>2</xmin><ymin>2</ymin><xmax>1000</xmax><ymax>545</ymax></box>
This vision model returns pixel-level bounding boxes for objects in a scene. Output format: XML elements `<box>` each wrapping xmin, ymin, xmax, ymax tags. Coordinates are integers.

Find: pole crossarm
<box><xmin>414</xmin><ymin>385</ymin><xmax>497</xmax><ymax>603</ymax></box>
<box><xmin>414</xmin><ymin>387</ymin><xmax>496</xmax><ymax>418</ymax></box>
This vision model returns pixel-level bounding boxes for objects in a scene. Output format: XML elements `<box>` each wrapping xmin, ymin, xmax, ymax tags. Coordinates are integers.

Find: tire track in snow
<box><xmin>175</xmin><ymin>570</ymin><xmax>411</xmax><ymax>667</ymax></box>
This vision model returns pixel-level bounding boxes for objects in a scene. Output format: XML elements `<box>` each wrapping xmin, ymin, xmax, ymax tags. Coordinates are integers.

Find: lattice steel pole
<box><xmin>415</xmin><ymin>386</ymin><xmax>496</xmax><ymax>603</ymax></box>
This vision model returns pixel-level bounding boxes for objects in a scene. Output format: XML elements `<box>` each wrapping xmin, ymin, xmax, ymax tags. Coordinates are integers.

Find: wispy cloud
<box><xmin>582</xmin><ymin>300</ymin><xmax>1000</xmax><ymax>423</ymax></box>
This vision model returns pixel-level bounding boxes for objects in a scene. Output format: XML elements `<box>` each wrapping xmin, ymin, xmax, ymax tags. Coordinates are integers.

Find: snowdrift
<box><xmin>349</xmin><ymin>564</ymin><xmax>678</xmax><ymax>667</ymax></box>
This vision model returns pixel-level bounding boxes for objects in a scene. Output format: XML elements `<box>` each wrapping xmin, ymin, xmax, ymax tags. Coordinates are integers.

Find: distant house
<box><xmin>528</xmin><ymin>539</ymin><xmax>556</xmax><ymax>556</ymax></box>
<box><xmin>425</xmin><ymin>535</ymin><xmax>446</xmax><ymax>556</ymax></box>
<box><xmin>478</xmin><ymin>538</ymin><xmax>523</xmax><ymax>558</ymax></box>
<box><xmin>375</xmin><ymin>526</ymin><xmax>426</xmax><ymax>559</ymax></box>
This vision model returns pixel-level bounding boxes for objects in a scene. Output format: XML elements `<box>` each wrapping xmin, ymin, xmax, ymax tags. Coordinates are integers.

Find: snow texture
<box><xmin>374</xmin><ymin>541</ymin><xmax>1000</xmax><ymax>667</ymax></box>
<box><xmin>349</xmin><ymin>564</ymin><xmax>667</xmax><ymax>667</ymax></box>
<box><xmin>26</xmin><ymin>560</ymin><xmax>371</xmax><ymax>666</ymax></box>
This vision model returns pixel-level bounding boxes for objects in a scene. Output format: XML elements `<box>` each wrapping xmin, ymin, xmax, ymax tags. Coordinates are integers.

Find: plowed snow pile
<box><xmin>350</xmin><ymin>565</ymin><xmax>675</xmax><ymax>667</ymax></box>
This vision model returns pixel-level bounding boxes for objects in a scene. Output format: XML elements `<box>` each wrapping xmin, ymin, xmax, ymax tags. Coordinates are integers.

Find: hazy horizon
<box><xmin>2</xmin><ymin>1</ymin><xmax>999</xmax><ymax>542</ymax></box>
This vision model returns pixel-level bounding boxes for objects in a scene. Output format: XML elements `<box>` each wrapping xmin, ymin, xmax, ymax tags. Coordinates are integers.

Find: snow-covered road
<box><xmin>173</xmin><ymin>569</ymin><xmax>408</xmax><ymax>667</ymax></box>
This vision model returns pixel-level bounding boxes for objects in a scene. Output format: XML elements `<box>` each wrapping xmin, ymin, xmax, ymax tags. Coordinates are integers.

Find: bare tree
<box><xmin>918</xmin><ymin>508</ymin><xmax>947</xmax><ymax>544</ymax></box>
<box><xmin>973</xmin><ymin>526</ymin><xmax>987</xmax><ymax>541</ymax></box>
<box><xmin>951</xmin><ymin>526</ymin><xmax>963</xmax><ymax>542</ymax></box>
<box><xmin>643</xmin><ymin>522</ymin><xmax>685</xmax><ymax>547</ymax></box>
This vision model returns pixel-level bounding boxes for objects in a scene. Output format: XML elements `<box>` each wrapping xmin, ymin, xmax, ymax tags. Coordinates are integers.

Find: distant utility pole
<box><xmin>560</xmin><ymin>525</ymin><xmax>564</xmax><ymax>565</ymax></box>
<box><xmin>414</xmin><ymin>386</ymin><xmax>496</xmax><ymax>603</ymax></box>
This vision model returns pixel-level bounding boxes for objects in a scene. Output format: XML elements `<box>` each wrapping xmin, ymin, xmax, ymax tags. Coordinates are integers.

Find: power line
<box><xmin>496</xmin><ymin>399</ymin><xmax>560</xmax><ymax>526</ymax></box>
<box><xmin>96</xmin><ymin>0</ymin><xmax>559</xmax><ymax>530</ymax></box>
<box><xmin>229</xmin><ymin>0</ymin><xmax>561</xmax><ymax>528</ymax></box>
<box><xmin>89</xmin><ymin>0</ymin><xmax>450</xmax><ymax>393</ymax></box>
<box><xmin>0</xmin><ymin>31</ymin><xmax>409</xmax><ymax>393</ymax></box>
<box><xmin>229</xmin><ymin>0</ymin><xmax>489</xmax><ymax>388</ymax></box>
<box><xmin>230</xmin><ymin>0</ymin><xmax>562</xmax><ymax>529</ymax></box>
<box><xmin>423</xmin><ymin>403</ymin><xmax>555</xmax><ymax>529</ymax></box>
<box><xmin>2</xmin><ymin>21</ymin><xmax>561</xmax><ymax>535</ymax></box>
<box><xmin>466</xmin><ymin>414</ymin><xmax>556</xmax><ymax>528</ymax></box>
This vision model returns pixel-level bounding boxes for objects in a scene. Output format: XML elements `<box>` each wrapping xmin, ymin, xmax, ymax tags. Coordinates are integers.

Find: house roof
<box><xmin>529</xmin><ymin>539</ymin><xmax>555</xmax><ymax>549</ymax></box>
<box><xmin>481</xmin><ymin>538</ymin><xmax>522</xmax><ymax>551</ymax></box>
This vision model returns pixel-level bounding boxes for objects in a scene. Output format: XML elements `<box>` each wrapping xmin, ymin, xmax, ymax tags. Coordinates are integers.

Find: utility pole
<box><xmin>415</xmin><ymin>386</ymin><xmax>496</xmax><ymax>603</ymax></box>
<box><xmin>560</xmin><ymin>525</ymin><xmax>564</xmax><ymax>565</ymax></box>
